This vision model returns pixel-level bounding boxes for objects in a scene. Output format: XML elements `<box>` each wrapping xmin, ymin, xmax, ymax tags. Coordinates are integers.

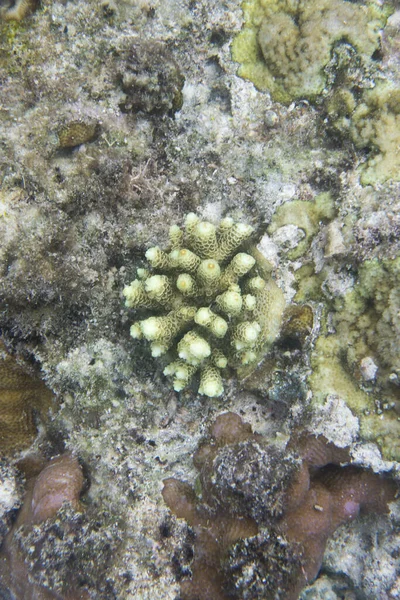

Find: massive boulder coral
<box><xmin>123</xmin><ymin>213</ymin><xmax>285</xmax><ymax>397</ymax></box>
<box><xmin>0</xmin><ymin>454</ymin><xmax>87</xmax><ymax>600</ymax></box>
<box><xmin>232</xmin><ymin>0</ymin><xmax>389</xmax><ymax>103</ymax></box>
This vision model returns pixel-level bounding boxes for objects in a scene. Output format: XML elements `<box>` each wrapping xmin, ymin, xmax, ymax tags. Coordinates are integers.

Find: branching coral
<box><xmin>123</xmin><ymin>213</ymin><xmax>285</xmax><ymax>397</ymax></box>
<box><xmin>162</xmin><ymin>413</ymin><xmax>397</xmax><ymax>600</ymax></box>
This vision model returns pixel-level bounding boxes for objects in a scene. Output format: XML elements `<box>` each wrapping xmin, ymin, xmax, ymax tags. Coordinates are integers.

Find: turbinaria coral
<box><xmin>123</xmin><ymin>213</ymin><xmax>285</xmax><ymax>397</ymax></box>
<box><xmin>162</xmin><ymin>413</ymin><xmax>397</xmax><ymax>600</ymax></box>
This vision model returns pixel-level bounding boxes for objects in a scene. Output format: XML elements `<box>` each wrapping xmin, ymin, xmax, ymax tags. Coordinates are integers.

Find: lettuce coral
<box><xmin>123</xmin><ymin>213</ymin><xmax>285</xmax><ymax>397</ymax></box>
<box><xmin>232</xmin><ymin>0</ymin><xmax>388</xmax><ymax>103</ymax></box>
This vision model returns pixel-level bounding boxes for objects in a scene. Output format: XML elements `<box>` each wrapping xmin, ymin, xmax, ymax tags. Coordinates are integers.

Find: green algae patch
<box><xmin>232</xmin><ymin>0</ymin><xmax>389</xmax><ymax>104</ymax></box>
<box><xmin>268</xmin><ymin>193</ymin><xmax>335</xmax><ymax>259</ymax></box>
<box><xmin>350</xmin><ymin>84</ymin><xmax>400</xmax><ymax>185</ymax></box>
<box><xmin>309</xmin><ymin>257</ymin><xmax>400</xmax><ymax>462</ymax></box>
<box><xmin>309</xmin><ymin>333</ymin><xmax>400</xmax><ymax>462</ymax></box>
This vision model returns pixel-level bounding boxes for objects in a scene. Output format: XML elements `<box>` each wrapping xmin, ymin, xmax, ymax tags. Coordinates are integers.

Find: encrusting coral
<box><xmin>123</xmin><ymin>213</ymin><xmax>285</xmax><ymax>397</ymax></box>
<box><xmin>162</xmin><ymin>412</ymin><xmax>397</xmax><ymax>600</ymax></box>
<box><xmin>309</xmin><ymin>255</ymin><xmax>400</xmax><ymax>461</ymax></box>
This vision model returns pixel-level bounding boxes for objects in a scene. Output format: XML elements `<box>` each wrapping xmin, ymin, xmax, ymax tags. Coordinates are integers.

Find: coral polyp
<box><xmin>123</xmin><ymin>213</ymin><xmax>285</xmax><ymax>397</ymax></box>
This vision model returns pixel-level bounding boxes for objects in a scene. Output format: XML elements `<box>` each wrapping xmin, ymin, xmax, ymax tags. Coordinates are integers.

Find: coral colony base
<box><xmin>123</xmin><ymin>213</ymin><xmax>285</xmax><ymax>397</ymax></box>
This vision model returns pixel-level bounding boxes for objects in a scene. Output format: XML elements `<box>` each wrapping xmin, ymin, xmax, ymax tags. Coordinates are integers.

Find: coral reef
<box><xmin>231</xmin><ymin>0</ymin><xmax>388</xmax><ymax>103</ymax></box>
<box><xmin>124</xmin><ymin>213</ymin><xmax>286</xmax><ymax>396</ymax></box>
<box><xmin>162</xmin><ymin>413</ymin><xmax>397</xmax><ymax>600</ymax></box>
<box><xmin>325</xmin><ymin>76</ymin><xmax>400</xmax><ymax>185</ymax></box>
<box><xmin>0</xmin><ymin>0</ymin><xmax>399</xmax><ymax>596</ymax></box>
<box><xmin>0</xmin><ymin>340</ymin><xmax>54</xmax><ymax>453</ymax></box>
<box><xmin>232</xmin><ymin>0</ymin><xmax>399</xmax><ymax>185</ymax></box>
<box><xmin>350</xmin><ymin>83</ymin><xmax>400</xmax><ymax>184</ymax></box>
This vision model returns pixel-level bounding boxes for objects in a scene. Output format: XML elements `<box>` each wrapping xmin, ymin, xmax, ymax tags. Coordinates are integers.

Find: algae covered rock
<box><xmin>350</xmin><ymin>84</ymin><xmax>400</xmax><ymax>184</ymax></box>
<box><xmin>309</xmin><ymin>256</ymin><xmax>400</xmax><ymax>461</ymax></box>
<box><xmin>123</xmin><ymin>213</ymin><xmax>286</xmax><ymax>397</ymax></box>
<box><xmin>116</xmin><ymin>39</ymin><xmax>184</xmax><ymax>115</ymax></box>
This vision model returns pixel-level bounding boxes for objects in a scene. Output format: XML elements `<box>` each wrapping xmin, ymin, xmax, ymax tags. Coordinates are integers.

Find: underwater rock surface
<box><xmin>0</xmin><ymin>0</ymin><xmax>399</xmax><ymax>598</ymax></box>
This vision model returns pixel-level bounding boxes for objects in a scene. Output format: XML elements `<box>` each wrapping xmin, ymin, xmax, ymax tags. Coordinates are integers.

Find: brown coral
<box><xmin>0</xmin><ymin>454</ymin><xmax>87</xmax><ymax>600</ymax></box>
<box><xmin>162</xmin><ymin>413</ymin><xmax>397</xmax><ymax>600</ymax></box>
<box><xmin>0</xmin><ymin>341</ymin><xmax>54</xmax><ymax>453</ymax></box>
<box><xmin>57</xmin><ymin>120</ymin><xmax>100</xmax><ymax>149</ymax></box>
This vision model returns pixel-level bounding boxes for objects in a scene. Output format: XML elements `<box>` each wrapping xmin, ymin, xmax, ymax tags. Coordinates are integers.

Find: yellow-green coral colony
<box><xmin>232</xmin><ymin>0</ymin><xmax>389</xmax><ymax>103</ymax></box>
<box><xmin>123</xmin><ymin>214</ymin><xmax>285</xmax><ymax>397</ymax></box>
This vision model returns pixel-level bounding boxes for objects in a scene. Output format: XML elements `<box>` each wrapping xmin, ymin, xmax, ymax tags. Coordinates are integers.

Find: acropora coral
<box><xmin>123</xmin><ymin>213</ymin><xmax>285</xmax><ymax>397</ymax></box>
<box><xmin>162</xmin><ymin>412</ymin><xmax>397</xmax><ymax>600</ymax></box>
<box><xmin>231</xmin><ymin>0</ymin><xmax>388</xmax><ymax>103</ymax></box>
